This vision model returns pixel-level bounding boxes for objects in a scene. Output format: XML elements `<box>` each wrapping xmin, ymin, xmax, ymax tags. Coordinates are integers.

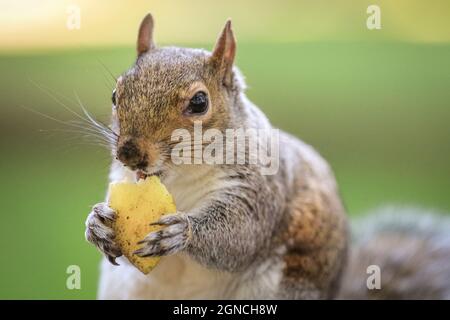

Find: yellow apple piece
<box><xmin>108</xmin><ymin>176</ymin><xmax>176</xmax><ymax>274</ymax></box>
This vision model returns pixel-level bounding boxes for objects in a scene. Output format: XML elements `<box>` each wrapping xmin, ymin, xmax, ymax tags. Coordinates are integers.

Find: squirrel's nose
<box><xmin>117</xmin><ymin>139</ymin><xmax>148</xmax><ymax>170</ymax></box>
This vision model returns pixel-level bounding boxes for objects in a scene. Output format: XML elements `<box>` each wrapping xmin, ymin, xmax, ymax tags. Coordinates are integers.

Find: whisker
<box><xmin>97</xmin><ymin>59</ymin><xmax>118</xmax><ymax>85</ymax></box>
<box><xmin>29</xmin><ymin>79</ymin><xmax>98</xmax><ymax>129</ymax></box>
<box><xmin>73</xmin><ymin>92</ymin><xmax>114</xmax><ymax>135</ymax></box>
<box><xmin>20</xmin><ymin>104</ymin><xmax>82</xmax><ymax>129</ymax></box>
<box><xmin>73</xmin><ymin>91</ymin><xmax>118</xmax><ymax>143</ymax></box>
<box><xmin>28</xmin><ymin>79</ymin><xmax>118</xmax><ymax>146</ymax></box>
<box><xmin>23</xmin><ymin>81</ymin><xmax>118</xmax><ymax>150</ymax></box>
<box><xmin>68</xmin><ymin>119</ymin><xmax>117</xmax><ymax>144</ymax></box>
<box><xmin>39</xmin><ymin>128</ymin><xmax>113</xmax><ymax>145</ymax></box>
<box><xmin>36</xmin><ymin>129</ymin><xmax>113</xmax><ymax>150</ymax></box>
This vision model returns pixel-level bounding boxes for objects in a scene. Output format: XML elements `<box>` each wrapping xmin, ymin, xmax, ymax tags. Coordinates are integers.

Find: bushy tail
<box><xmin>338</xmin><ymin>206</ymin><xmax>450</xmax><ymax>299</ymax></box>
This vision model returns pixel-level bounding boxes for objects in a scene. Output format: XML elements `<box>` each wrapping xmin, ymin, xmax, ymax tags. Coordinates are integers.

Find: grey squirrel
<box><xmin>85</xmin><ymin>14</ymin><xmax>450</xmax><ymax>299</ymax></box>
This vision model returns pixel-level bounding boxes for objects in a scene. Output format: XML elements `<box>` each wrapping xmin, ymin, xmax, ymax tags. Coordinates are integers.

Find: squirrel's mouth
<box><xmin>136</xmin><ymin>169</ymin><xmax>162</xmax><ymax>181</ymax></box>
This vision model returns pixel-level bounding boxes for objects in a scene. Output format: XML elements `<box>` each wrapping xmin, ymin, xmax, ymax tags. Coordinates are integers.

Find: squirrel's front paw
<box><xmin>134</xmin><ymin>213</ymin><xmax>192</xmax><ymax>257</ymax></box>
<box><xmin>85</xmin><ymin>202</ymin><xmax>122</xmax><ymax>265</ymax></box>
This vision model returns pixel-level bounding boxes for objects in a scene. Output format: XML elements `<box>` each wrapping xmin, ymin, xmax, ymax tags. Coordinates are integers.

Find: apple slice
<box><xmin>108</xmin><ymin>176</ymin><xmax>176</xmax><ymax>274</ymax></box>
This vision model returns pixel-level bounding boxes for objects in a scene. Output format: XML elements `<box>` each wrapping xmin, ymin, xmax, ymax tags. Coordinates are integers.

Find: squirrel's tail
<box><xmin>338</xmin><ymin>206</ymin><xmax>450</xmax><ymax>299</ymax></box>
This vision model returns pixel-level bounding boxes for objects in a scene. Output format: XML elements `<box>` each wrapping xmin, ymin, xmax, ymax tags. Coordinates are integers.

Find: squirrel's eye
<box><xmin>111</xmin><ymin>89</ymin><xmax>117</xmax><ymax>106</ymax></box>
<box><xmin>185</xmin><ymin>91</ymin><xmax>208</xmax><ymax>115</ymax></box>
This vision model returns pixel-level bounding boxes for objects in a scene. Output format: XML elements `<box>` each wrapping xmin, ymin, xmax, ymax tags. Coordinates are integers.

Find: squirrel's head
<box><xmin>112</xmin><ymin>13</ymin><xmax>244</xmax><ymax>176</ymax></box>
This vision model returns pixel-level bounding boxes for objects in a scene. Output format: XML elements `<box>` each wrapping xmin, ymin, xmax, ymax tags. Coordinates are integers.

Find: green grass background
<box><xmin>0</xmin><ymin>42</ymin><xmax>449</xmax><ymax>299</ymax></box>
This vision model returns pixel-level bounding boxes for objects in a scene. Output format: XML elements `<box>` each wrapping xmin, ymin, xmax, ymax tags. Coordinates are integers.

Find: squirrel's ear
<box><xmin>137</xmin><ymin>13</ymin><xmax>155</xmax><ymax>56</ymax></box>
<box><xmin>210</xmin><ymin>19</ymin><xmax>236</xmax><ymax>87</ymax></box>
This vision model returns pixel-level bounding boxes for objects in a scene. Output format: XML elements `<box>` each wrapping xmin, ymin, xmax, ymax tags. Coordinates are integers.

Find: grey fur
<box><xmin>339</xmin><ymin>206</ymin><xmax>450</xmax><ymax>299</ymax></box>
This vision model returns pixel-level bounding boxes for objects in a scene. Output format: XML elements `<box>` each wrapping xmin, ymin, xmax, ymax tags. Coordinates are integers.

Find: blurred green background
<box><xmin>0</xmin><ymin>0</ymin><xmax>449</xmax><ymax>299</ymax></box>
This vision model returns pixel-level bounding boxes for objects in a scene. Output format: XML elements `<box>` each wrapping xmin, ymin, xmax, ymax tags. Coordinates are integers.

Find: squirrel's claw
<box><xmin>93</xmin><ymin>203</ymin><xmax>116</xmax><ymax>221</ymax></box>
<box><xmin>107</xmin><ymin>255</ymin><xmax>120</xmax><ymax>266</ymax></box>
<box><xmin>85</xmin><ymin>202</ymin><xmax>123</xmax><ymax>265</ymax></box>
<box><xmin>134</xmin><ymin>213</ymin><xmax>192</xmax><ymax>257</ymax></box>
<box><xmin>149</xmin><ymin>214</ymin><xmax>183</xmax><ymax>226</ymax></box>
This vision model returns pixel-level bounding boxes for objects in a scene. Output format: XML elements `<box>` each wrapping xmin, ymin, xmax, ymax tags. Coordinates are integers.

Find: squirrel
<box><xmin>85</xmin><ymin>14</ymin><xmax>450</xmax><ymax>299</ymax></box>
